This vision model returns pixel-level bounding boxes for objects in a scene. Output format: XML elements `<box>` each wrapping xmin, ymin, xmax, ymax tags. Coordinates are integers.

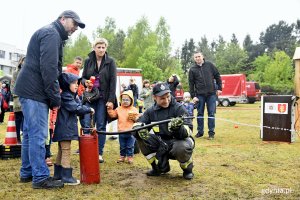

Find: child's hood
<box><xmin>58</xmin><ymin>72</ymin><xmax>79</xmax><ymax>92</ymax></box>
<box><xmin>120</xmin><ymin>90</ymin><xmax>134</xmax><ymax>106</ymax></box>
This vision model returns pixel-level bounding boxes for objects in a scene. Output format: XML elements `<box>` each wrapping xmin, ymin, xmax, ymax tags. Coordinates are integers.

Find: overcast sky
<box><xmin>1</xmin><ymin>0</ymin><xmax>299</xmax><ymax>53</ymax></box>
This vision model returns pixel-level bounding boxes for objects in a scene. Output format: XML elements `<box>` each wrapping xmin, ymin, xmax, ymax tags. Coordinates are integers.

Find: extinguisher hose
<box><xmin>95</xmin><ymin>116</ymin><xmax>194</xmax><ymax>135</ymax></box>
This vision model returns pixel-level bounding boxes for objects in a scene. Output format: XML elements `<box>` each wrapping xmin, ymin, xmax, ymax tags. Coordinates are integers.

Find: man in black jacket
<box><xmin>15</xmin><ymin>10</ymin><xmax>85</xmax><ymax>189</ymax></box>
<box><xmin>133</xmin><ymin>83</ymin><xmax>195</xmax><ymax>180</ymax></box>
<box><xmin>188</xmin><ymin>52</ymin><xmax>222</xmax><ymax>140</ymax></box>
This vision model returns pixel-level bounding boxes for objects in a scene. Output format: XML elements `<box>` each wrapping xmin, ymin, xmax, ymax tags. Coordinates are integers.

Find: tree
<box><xmin>215</xmin><ymin>41</ymin><xmax>248</xmax><ymax>74</ymax></box>
<box><xmin>155</xmin><ymin>17</ymin><xmax>172</xmax><ymax>71</ymax></box>
<box><xmin>121</xmin><ymin>16</ymin><xmax>157</xmax><ymax>68</ymax></box>
<box><xmin>243</xmin><ymin>34</ymin><xmax>265</xmax><ymax>67</ymax></box>
<box><xmin>263</xmin><ymin>51</ymin><xmax>294</xmax><ymax>93</ymax></box>
<box><xmin>230</xmin><ymin>33</ymin><xmax>238</xmax><ymax>45</ymax></box>
<box><xmin>260</xmin><ymin>21</ymin><xmax>296</xmax><ymax>57</ymax></box>
<box><xmin>197</xmin><ymin>36</ymin><xmax>215</xmax><ymax>63</ymax></box>
<box><xmin>63</xmin><ymin>32</ymin><xmax>91</xmax><ymax>66</ymax></box>
<box><xmin>137</xmin><ymin>46</ymin><xmax>164</xmax><ymax>82</ymax></box>
<box><xmin>180</xmin><ymin>38</ymin><xmax>195</xmax><ymax>73</ymax></box>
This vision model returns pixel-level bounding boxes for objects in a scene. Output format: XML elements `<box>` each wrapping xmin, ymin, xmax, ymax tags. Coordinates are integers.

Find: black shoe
<box><xmin>108</xmin><ymin>136</ymin><xmax>118</xmax><ymax>140</ymax></box>
<box><xmin>183</xmin><ymin>171</ymin><xmax>194</xmax><ymax>180</ymax></box>
<box><xmin>146</xmin><ymin>162</ymin><xmax>161</xmax><ymax>176</ymax></box>
<box><xmin>32</xmin><ymin>177</ymin><xmax>64</xmax><ymax>189</ymax></box>
<box><xmin>208</xmin><ymin>131</ymin><xmax>215</xmax><ymax>140</ymax></box>
<box><xmin>20</xmin><ymin>176</ymin><xmax>33</xmax><ymax>183</ymax></box>
<box><xmin>182</xmin><ymin>162</ymin><xmax>194</xmax><ymax>180</ymax></box>
<box><xmin>195</xmin><ymin>132</ymin><xmax>203</xmax><ymax>138</ymax></box>
<box><xmin>146</xmin><ymin>169</ymin><xmax>161</xmax><ymax>176</ymax></box>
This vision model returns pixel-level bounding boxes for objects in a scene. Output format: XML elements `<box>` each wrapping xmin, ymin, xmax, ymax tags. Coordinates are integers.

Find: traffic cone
<box><xmin>4</xmin><ymin>112</ymin><xmax>18</xmax><ymax>145</ymax></box>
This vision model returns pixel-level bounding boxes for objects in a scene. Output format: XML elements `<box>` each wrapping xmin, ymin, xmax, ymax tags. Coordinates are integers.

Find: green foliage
<box><xmin>215</xmin><ymin>42</ymin><xmax>248</xmax><ymax>74</ymax></box>
<box><xmin>121</xmin><ymin>16</ymin><xmax>157</xmax><ymax>68</ymax></box>
<box><xmin>63</xmin><ymin>32</ymin><xmax>91</xmax><ymax>65</ymax></box>
<box><xmin>260</xmin><ymin>20</ymin><xmax>297</xmax><ymax>57</ymax></box>
<box><xmin>137</xmin><ymin>46</ymin><xmax>164</xmax><ymax>82</ymax></box>
<box><xmin>197</xmin><ymin>36</ymin><xmax>215</xmax><ymax>63</ymax></box>
<box><xmin>252</xmin><ymin>51</ymin><xmax>294</xmax><ymax>94</ymax></box>
<box><xmin>181</xmin><ymin>39</ymin><xmax>195</xmax><ymax>73</ymax></box>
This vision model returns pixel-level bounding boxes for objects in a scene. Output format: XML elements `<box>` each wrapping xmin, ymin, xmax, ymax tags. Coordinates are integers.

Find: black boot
<box><xmin>182</xmin><ymin>163</ymin><xmax>194</xmax><ymax>180</ymax></box>
<box><xmin>53</xmin><ymin>164</ymin><xmax>62</xmax><ymax>180</ymax></box>
<box><xmin>146</xmin><ymin>162</ymin><xmax>161</xmax><ymax>176</ymax></box>
<box><xmin>61</xmin><ymin>167</ymin><xmax>80</xmax><ymax>185</ymax></box>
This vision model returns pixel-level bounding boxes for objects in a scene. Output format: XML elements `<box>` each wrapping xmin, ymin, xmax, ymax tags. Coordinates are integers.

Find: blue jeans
<box><xmin>81</xmin><ymin>100</ymin><xmax>107</xmax><ymax>155</ymax></box>
<box><xmin>19</xmin><ymin>98</ymin><xmax>49</xmax><ymax>183</ymax></box>
<box><xmin>196</xmin><ymin>94</ymin><xmax>217</xmax><ymax>135</ymax></box>
<box><xmin>80</xmin><ymin>102</ymin><xmax>93</xmax><ymax>134</ymax></box>
<box><xmin>119</xmin><ymin>133</ymin><xmax>135</xmax><ymax>157</ymax></box>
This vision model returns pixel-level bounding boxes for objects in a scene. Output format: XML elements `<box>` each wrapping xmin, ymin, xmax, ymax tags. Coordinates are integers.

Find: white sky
<box><xmin>1</xmin><ymin>0</ymin><xmax>300</xmax><ymax>52</ymax></box>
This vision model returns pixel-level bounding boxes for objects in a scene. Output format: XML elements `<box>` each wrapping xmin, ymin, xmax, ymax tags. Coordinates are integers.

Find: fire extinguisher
<box><xmin>79</xmin><ymin>113</ymin><xmax>100</xmax><ymax>184</ymax></box>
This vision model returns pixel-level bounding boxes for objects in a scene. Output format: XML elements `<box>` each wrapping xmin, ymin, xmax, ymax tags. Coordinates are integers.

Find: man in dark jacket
<box><xmin>133</xmin><ymin>83</ymin><xmax>195</xmax><ymax>180</ymax></box>
<box><xmin>188</xmin><ymin>52</ymin><xmax>222</xmax><ymax>140</ymax></box>
<box><xmin>14</xmin><ymin>10</ymin><xmax>85</xmax><ymax>189</ymax></box>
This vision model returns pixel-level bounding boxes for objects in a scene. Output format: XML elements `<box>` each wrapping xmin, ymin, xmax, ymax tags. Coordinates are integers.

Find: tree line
<box><xmin>64</xmin><ymin>17</ymin><xmax>300</xmax><ymax>94</ymax></box>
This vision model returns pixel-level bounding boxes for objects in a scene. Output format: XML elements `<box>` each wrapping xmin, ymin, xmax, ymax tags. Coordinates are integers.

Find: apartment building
<box><xmin>0</xmin><ymin>42</ymin><xmax>25</xmax><ymax>76</ymax></box>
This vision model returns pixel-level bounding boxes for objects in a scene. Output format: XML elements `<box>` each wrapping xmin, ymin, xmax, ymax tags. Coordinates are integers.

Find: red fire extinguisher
<box><xmin>79</xmin><ymin>127</ymin><xmax>100</xmax><ymax>184</ymax></box>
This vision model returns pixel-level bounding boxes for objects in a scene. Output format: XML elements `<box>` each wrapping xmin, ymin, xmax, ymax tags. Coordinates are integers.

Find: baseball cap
<box><xmin>152</xmin><ymin>83</ymin><xmax>171</xmax><ymax>96</ymax></box>
<box><xmin>59</xmin><ymin>10</ymin><xmax>85</xmax><ymax>29</ymax></box>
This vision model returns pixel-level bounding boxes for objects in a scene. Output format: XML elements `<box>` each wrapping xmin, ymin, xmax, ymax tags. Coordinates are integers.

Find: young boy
<box><xmin>52</xmin><ymin>72</ymin><xmax>94</xmax><ymax>185</ymax></box>
<box><xmin>107</xmin><ymin>90</ymin><xmax>139</xmax><ymax>164</ymax></box>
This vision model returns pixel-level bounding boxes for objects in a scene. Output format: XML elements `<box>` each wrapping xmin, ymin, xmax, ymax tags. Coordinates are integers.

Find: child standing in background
<box><xmin>107</xmin><ymin>90</ymin><xmax>139</xmax><ymax>164</ymax></box>
<box><xmin>52</xmin><ymin>72</ymin><xmax>94</xmax><ymax>185</ymax></box>
<box><xmin>182</xmin><ymin>92</ymin><xmax>194</xmax><ymax>117</ymax></box>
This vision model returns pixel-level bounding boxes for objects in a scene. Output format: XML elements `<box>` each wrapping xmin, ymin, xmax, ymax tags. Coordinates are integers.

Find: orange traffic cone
<box><xmin>4</xmin><ymin>112</ymin><xmax>18</xmax><ymax>145</ymax></box>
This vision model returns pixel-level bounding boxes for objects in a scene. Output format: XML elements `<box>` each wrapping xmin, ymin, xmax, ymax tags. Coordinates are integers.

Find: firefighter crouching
<box><xmin>133</xmin><ymin>83</ymin><xmax>195</xmax><ymax>180</ymax></box>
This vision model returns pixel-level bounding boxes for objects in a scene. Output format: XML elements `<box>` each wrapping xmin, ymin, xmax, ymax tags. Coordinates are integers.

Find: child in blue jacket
<box><xmin>182</xmin><ymin>92</ymin><xmax>194</xmax><ymax>117</ymax></box>
<box><xmin>52</xmin><ymin>72</ymin><xmax>94</xmax><ymax>185</ymax></box>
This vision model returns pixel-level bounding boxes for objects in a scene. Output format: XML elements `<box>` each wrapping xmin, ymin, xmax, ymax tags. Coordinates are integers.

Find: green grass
<box><xmin>0</xmin><ymin>103</ymin><xmax>299</xmax><ymax>200</ymax></box>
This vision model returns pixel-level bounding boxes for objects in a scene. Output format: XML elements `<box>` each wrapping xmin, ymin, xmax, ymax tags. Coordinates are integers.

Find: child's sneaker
<box><xmin>117</xmin><ymin>156</ymin><xmax>125</xmax><ymax>163</ymax></box>
<box><xmin>127</xmin><ymin>156</ymin><xmax>133</xmax><ymax>164</ymax></box>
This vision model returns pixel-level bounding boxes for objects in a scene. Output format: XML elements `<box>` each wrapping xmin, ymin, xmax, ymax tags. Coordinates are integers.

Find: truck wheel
<box><xmin>221</xmin><ymin>99</ymin><xmax>230</xmax><ymax>107</ymax></box>
<box><xmin>230</xmin><ymin>102</ymin><xmax>236</xmax><ymax>106</ymax></box>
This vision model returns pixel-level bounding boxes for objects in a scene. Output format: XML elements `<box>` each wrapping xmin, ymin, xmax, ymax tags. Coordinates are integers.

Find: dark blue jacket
<box><xmin>14</xmin><ymin>20</ymin><xmax>68</xmax><ymax>108</ymax></box>
<box><xmin>52</xmin><ymin>73</ymin><xmax>92</xmax><ymax>142</ymax></box>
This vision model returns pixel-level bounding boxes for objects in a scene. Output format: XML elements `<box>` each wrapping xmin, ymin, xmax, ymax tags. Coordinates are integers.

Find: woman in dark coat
<box><xmin>81</xmin><ymin>38</ymin><xmax>117</xmax><ymax>163</ymax></box>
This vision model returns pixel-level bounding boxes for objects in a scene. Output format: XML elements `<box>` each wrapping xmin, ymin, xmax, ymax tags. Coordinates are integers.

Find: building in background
<box><xmin>0</xmin><ymin>42</ymin><xmax>25</xmax><ymax>76</ymax></box>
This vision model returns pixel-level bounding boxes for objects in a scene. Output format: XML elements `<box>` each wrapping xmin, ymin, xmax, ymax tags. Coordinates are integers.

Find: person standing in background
<box><xmin>167</xmin><ymin>74</ymin><xmax>179</xmax><ymax>97</ymax></box>
<box><xmin>10</xmin><ymin>56</ymin><xmax>25</xmax><ymax>143</ymax></box>
<box><xmin>128</xmin><ymin>78</ymin><xmax>139</xmax><ymax>107</ymax></box>
<box><xmin>188</xmin><ymin>52</ymin><xmax>222</xmax><ymax>140</ymax></box>
<box><xmin>81</xmin><ymin>38</ymin><xmax>117</xmax><ymax>163</ymax></box>
<box><xmin>140</xmin><ymin>79</ymin><xmax>153</xmax><ymax>111</ymax></box>
<box><xmin>14</xmin><ymin>10</ymin><xmax>85</xmax><ymax>189</ymax></box>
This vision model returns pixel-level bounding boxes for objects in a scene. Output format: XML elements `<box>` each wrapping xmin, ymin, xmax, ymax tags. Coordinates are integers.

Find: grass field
<box><xmin>0</xmin><ymin>103</ymin><xmax>299</xmax><ymax>200</ymax></box>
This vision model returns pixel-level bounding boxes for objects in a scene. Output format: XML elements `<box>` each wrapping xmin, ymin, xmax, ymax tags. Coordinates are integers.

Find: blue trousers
<box><xmin>196</xmin><ymin>94</ymin><xmax>217</xmax><ymax>135</ymax></box>
<box><xmin>82</xmin><ymin>99</ymin><xmax>107</xmax><ymax>155</ymax></box>
<box><xmin>19</xmin><ymin>98</ymin><xmax>49</xmax><ymax>183</ymax></box>
<box><xmin>119</xmin><ymin>133</ymin><xmax>135</xmax><ymax>157</ymax></box>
